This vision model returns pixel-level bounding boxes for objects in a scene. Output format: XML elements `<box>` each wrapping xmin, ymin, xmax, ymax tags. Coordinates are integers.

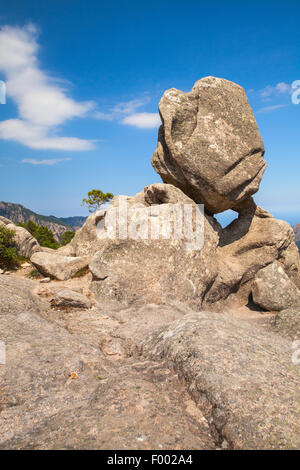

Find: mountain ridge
<box><xmin>293</xmin><ymin>223</ymin><xmax>300</xmax><ymax>242</ymax></box>
<box><xmin>0</xmin><ymin>201</ymin><xmax>87</xmax><ymax>240</ymax></box>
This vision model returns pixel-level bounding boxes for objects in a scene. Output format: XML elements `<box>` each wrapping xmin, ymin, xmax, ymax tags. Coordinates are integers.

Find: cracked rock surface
<box><xmin>0</xmin><ymin>275</ymin><xmax>214</xmax><ymax>450</ymax></box>
<box><xmin>0</xmin><ymin>275</ymin><xmax>299</xmax><ymax>449</ymax></box>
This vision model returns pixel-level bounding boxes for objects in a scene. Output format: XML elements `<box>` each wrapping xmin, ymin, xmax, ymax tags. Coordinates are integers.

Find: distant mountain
<box><xmin>58</xmin><ymin>216</ymin><xmax>87</xmax><ymax>227</ymax></box>
<box><xmin>292</xmin><ymin>224</ymin><xmax>300</xmax><ymax>253</ymax></box>
<box><xmin>293</xmin><ymin>224</ymin><xmax>300</xmax><ymax>242</ymax></box>
<box><xmin>0</xmin><ymin>201</ymin><xmax>86</xmax><ymax>240</ymax></box>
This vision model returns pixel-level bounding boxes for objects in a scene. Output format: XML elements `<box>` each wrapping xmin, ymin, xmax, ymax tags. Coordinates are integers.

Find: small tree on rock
<box><xmin>81</xmin><ymin>190</ymin><xmax>114</xmax><ymax>213</ymax></box>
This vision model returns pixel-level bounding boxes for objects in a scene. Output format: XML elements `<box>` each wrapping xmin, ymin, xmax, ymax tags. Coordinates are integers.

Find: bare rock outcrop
<box><xmin>203</xmin><ymin>200</ymin><xmax>300</xmax><ymax>309</ymax></box>
<box><xmin>88</xmin><ymin>186</ymin><xmax>299</xmax><ymax>311</ymax></box>
<box><xmin>1</xmin><ymin>276</ymin><xmax>299</xmax><ymax>449</ymax></box>
<box><xmin>1</xmin><ymin>76</ymin><xmax>299</xmax><ymax>450</ymax></box>
<box><xmin>17</xmin><ymin>76</ymin><xmax>297</xmax><ymax>314</ymax></box>
<box><xmin>51</xmin><ymin>289</ymin><xmax>91</xmax><ymax>309</ymax></box>
<box><xmin>57</xmin><ymin>211</ymin><xmax>102</xmax><ymax>258</ymax></box>
<box><xmin>0</xmin><ymin>276</ymin><xmax>215</xmax><ymax>450</ymax></box>
<box><xmin>30</xmin><ymin>252</ymin><xmax>88</xmax><ymax>281</ymax></box>
<box><xmin>90</xmin><ymin>185</ymin><xmax>220</xmax><ymax>310</ymax></box>
<box><xmin>271</xmin><ymin>307</ymin><xmax>300</xmax><ymax>340</ymax></box>
<box><xmin>252</xmin><ymin>261</ymin><xmax>300</xmax><ymax>311</ymax></box>
<box><xmin>151</xmin><ymin>76</ymin><xmax>266</xmax><ymax>214</ymax></box>
<box><xmin>57</xmin><ymin>191</ymin><xmax>148</xmax><ymax>259</ymax></box>
<box><xmin>135</xmin><ymin>312</ymin><xmax>300</xmax><ymax>449</ymax></box>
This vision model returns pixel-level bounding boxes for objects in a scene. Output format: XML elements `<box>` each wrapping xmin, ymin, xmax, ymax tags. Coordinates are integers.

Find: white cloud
<box><xmin>94</xmin><ymin>97</ymin><xmax>160</xmax><ymax>129</ymax></box>
<box><xmin>256</xmin><ymin>104</ymin><xmax>287</xmax><ymax>114</ymax></box>
<box><xmin>121</xmin><ymin>112</ymin><xmax>161</xmax><ymax>129</ymax></box>
<box><xmin>0</xmin><ymin>118</ymin><xmax>93</xmax><ymax>150</ymax></box>
<box><xmin>260</xmin><ymin>82</ymin><xmax>292</xmax><ymax>98</ymax></box>
<box><xmin>94</xmin><ymin>97</ymin><xmax>150</xmax><ymax>121</ymax></box>
<box><xmin>22</xmin><ymin>157</ymin><xmax>71</xmax><ymax>165</ymax></box>
<box><xmin>0</xmin><ymin>24</ymin><xmax>94</xmax><ymax>150</ymax></box>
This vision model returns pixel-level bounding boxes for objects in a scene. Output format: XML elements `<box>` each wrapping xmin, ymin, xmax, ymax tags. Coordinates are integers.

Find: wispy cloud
<box><xmin>0</xmin><ymin>24</ymin><xmax>95</xmax><ymax>150</ymax></box>
<box><xmin>122</xmin><ymin>112</ymin><xmax>161</xmax><ymax>129</ymax></box>
<box><xmin>95</xmin><ymin>98</ymin><xmax>150</xmax><ymax>121</ymax></box>
<box><xmin>260</xmin><ymin>82</ymin><xmax>292</xmax><ymax>99</ymax></box>
<box><xmin>256</xmin><ymin>104</ymin><xmax>288</xmax><ymax>114</ymax></box>
<box><xmin>22</xmin><ymin>157</ymin><xmax>71</xmax><ymax>165</ymax></box>
<box><xmin>95</xmin><ymin>97</ymin><xmax>160</xmax><ymax>129</ymax></box>
<box><xmin>253</xmin><ymin>81</ymin><xmax>294</xmax><ymax>114</ymax></box>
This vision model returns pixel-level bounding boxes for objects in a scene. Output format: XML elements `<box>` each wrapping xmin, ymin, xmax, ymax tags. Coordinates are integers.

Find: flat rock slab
<box><xmin>51</xmin><ymin>289</ymin><xmax>91</xmax><ymax>309</ymax></box>
<box><xmin>136</xmin><ymin>312</ymin><xmax>300</xmax><ymax>449</ymax></box>
<box><xmin>0</xmin><ymin>277</ymin><xmax>214</xmax><ymax>450</ymax></box>
<box><xmin>1</xmin><ymin>276</ymin><xmax>299</xmax><ymax>449</ymax></box>
<box><xmin>30</xmin><ymin>252</ymin><xmax>89</xmax><ymax>281</ymax></box>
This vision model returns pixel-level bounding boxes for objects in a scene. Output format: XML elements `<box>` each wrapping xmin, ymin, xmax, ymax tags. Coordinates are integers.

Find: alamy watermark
<box><xmin>0</xmin><ymin>341</ymin><xmax>5</xmax><ymax>365</ymax></box>
<box><xmin>291</xmin><ymin>80</ymin><xmax>300</xmax><ymax>105</ymax></box>
<box><xmin>96</xmin><ymin>201</ymin><xmax>205</xmax><ymax>251</ymax></box>
<box><xmin>0</xmin><ymin>80</ymin><xmax>6</xmax><ymax>104</ymax></box>
<box><xmin>291</xmin><ymin>340</ymin><xmax>300</xmax><ymax>365</ymax></box>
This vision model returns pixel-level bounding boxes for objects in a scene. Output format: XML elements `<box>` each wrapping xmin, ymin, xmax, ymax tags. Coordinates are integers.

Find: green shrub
<box><xmin>0</xmin><ymin>225</ymin><xmax>18</xmax><ymax>269</ymax></box>
<box><xmin>60</xmin><ymin>230</ymin><xmax>75</xmax><ymax>246</ymax></box>
<box><xmin>72</xmin><ymin>266</ymin><xmax>89</xmax><ymax>278</ymax></box>
<box><xmin>28</xmin><ymin>268</ymin><xmax>42</xmax><ymax>279</ymax></box>
<box><xmin>18</xmin><ymin>221</ymin><xmax>60</xmax><ymax>249</ymax></box>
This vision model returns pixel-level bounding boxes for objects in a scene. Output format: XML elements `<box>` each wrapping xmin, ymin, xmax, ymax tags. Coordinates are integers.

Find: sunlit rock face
<box><xmin>152</xmin><ymin>76</ymin><xmax>266</xmax><ymax>214</ymax></box>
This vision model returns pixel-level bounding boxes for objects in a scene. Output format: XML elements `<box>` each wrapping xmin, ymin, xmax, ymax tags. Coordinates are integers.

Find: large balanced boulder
<box><xmin>152</xmin><ymin>76</ymin><xmax>266</xmax><ymax>214</ymax></box>
<box><xmin>30</xmin><ymin>252</ymin><xmax>88</xmax><ymax>281</ymax></box>
<box><xmin>252</xmin><ymin>261</ymin><xmax>300</xmax><ymax>311</ymax></box>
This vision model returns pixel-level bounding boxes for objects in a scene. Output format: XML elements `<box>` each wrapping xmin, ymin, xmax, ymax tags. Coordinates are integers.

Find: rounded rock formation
<box><xmin>152</xmin><ymin>76</ymin><xmax>266</xmax><ymax>214</ymax></box>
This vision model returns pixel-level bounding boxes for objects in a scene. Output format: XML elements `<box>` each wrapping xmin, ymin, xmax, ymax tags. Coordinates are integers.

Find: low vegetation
<box><xmin>0</xmin><ymin>225</ymin><xmax>19</xmax><ymax>269</ymax></box>
<box><xmin>18</xmin><ymin>220</ymin><xmax>60</xmax><ymax>249</ymax></box>
<box><xmin>60</xmin><ymin>230</ymin><xmax>75</xmax><ymax>246</ymax></box>
<box><xmin>18</xmin><ymin>220</ymin><xmax>75</xmax><ymax>250</ymax></box>
<box><xmin>0</xmin><ymin>214</ymin><xmax>76</xmax><ymax>271</ymax></box>
<box><xmin>28</xmin><ymin>268</ymin><xmax>43</xmax><ymax>279</ymax></box>
<box><xmin>72</xmin><ymin>266</ymin><xmax>89</xmax><ymax>278</ymax></box>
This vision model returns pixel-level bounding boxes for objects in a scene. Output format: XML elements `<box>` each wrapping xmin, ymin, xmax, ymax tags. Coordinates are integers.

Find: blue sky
<box><xmin>0</xmin><ymin>0</ymin><xmax>299</xmax><ymax>225</ymax></box>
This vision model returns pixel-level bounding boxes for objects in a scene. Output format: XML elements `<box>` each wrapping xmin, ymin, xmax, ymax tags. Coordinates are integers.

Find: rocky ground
<box><xmin>0</xmin><ymin>270</ymin><xmax>299</xmax><ymax>450</ymax></box>
<box><xmin>0</xmin><ymin>273</ymin><xmax>215</xmax><ymax>450</ymax></box>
